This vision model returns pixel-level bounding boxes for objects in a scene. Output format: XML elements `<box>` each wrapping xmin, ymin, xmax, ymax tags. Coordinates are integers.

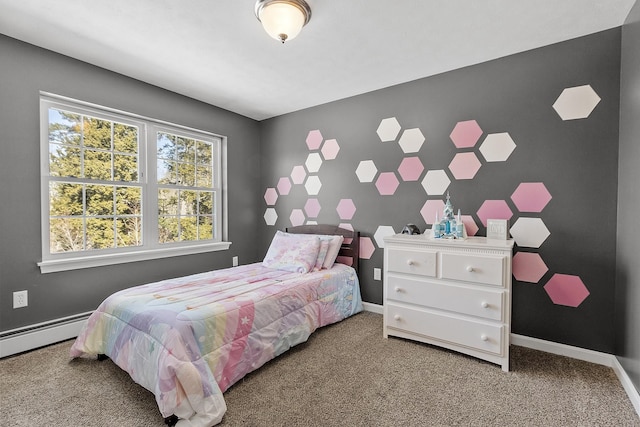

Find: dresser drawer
<box><xmin>386</xmin><ymin>275</ymin><xmax>504</xmax><ymax>321</ymax></box>
<box><xmin>387</xmin><ymin>248</ymin><xmax>436</xmax><ymax>277</ymax></box>
<box><xmin>386</xmin><ymin>303</ymin><xmax>504</xmax><ymax>355</ymax></box>
<box><xmin>441</xmin><ymin>253</ymin><xmax>505</xmax><ymax>286</ymax></box>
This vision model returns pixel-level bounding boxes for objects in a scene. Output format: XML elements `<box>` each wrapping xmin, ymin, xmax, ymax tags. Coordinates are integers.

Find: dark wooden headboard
<box><xmin>285</xmin><ymin>224</ymin><xmax>360</xmax><ymax>275</ymax></box>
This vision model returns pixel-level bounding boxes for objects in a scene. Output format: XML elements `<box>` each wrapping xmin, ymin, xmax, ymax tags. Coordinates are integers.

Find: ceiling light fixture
<box><xmin>255</xmin><ymin>0</ymin><xmax>312</xmax><ymax>44</ymax></box>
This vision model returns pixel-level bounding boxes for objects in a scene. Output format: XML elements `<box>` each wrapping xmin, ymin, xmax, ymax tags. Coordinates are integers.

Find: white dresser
<box><xmin>383</xmin><ymin>234</ymin><xmax>514</xmax><ymax>371</ymax></box>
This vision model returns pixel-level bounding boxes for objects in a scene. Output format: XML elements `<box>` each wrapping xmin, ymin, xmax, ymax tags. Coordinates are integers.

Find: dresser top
<box><xmin>384</xmin><ymin>233</ymin><xmax>514</xmax><ymax>250</ymax></box>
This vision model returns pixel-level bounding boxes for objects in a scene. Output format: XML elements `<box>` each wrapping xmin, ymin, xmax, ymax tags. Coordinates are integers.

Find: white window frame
<box><xmin>38</xmin><ymin>93</ymin><xmax>230</xmax><ymax>273</ymax></box>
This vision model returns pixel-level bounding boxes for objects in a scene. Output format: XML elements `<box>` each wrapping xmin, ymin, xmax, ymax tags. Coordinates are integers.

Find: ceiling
<box><xmin>0</xmin><ymin>0</ymin><xmax>635</xmax><ymax>121</ymax></box>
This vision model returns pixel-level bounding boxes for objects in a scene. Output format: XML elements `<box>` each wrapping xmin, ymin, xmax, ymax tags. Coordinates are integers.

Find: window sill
<box><xmin>38</xmin><ymin>241</ymin><xmax>232</xmax><ymax>274</ymax></box>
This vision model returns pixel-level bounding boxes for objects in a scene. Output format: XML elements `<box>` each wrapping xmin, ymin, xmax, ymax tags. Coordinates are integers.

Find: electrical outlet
<box><xmin>373</xmin><ymin>268</ymin><xmax>381</xmax><ymax>281</ymax></box>
<box><xmin>13</xmin><ymin>290</ymin><xmax>28</xmax><ymax>308</ymax></box>
<box><xmin>232</xmin><ymin>256</ymin><xmax>239</xmax><ymax>267</ymax></box>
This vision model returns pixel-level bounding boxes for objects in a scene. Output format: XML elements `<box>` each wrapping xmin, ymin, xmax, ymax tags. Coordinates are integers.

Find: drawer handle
<box><xmin>393</xmin><ymin>314</ymin><xmax>401</xmax><ymax>321</ymax></box>
<box><xmin>466</xmin><ymin>266</ymin><xmax>474</xmax><ymax>272</ymax></box>
<box><xmin>394</xmin><ymin>286</ymin><xmax>403</xmax><ymax>293</ymax></box>
<box><xmin>480</xmin><ymin>334</ymin><xmax>488</xmax><ymax>342</ymax></box>
<box><xmin>481</xmin><ymin>301</ymin><xmax>489</xmax><ymax>308</ymax></box>
<box><xmin>406</xmin><ymin>259</ymin><xmax>415</xmax><ymax>266</ymax></box>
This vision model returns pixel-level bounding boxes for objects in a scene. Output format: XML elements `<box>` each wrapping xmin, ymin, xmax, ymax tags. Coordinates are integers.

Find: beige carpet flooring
<box><xmin>1</xmin><ymin>311</ymin><xmax>638</xmax><ymax>426</ymax></box>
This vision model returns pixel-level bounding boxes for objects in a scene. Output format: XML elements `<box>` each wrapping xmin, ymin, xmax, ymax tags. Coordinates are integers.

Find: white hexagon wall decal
<box><xmin>552</xmin><ymin>85</ymin><xmax>601</xmax><ymax>120</ymax></box>
<box><xmin>264</xmin><ymin>208</ymin><xmax>278</xmax><ymax>225</ymax></box>
<box><xmin>321</xmin><ymin>139</ymin><xmax>340</xmax><ymax>160</ymax></box>
<box><xmin>290</xmin><ymin>209</ymin><xmax>305</xmax><ymax>226</ymax></box>
<box><xmin>421</xmin><ymin>169</ymin><xmax>451</xmax><ymax>195</ymax></box>
<box><xmin>479</xmin><ymin>132</ymin><xmax>516</xmax><ymax>162</ymax></box>
<box><xmin>305</xmin><ymin>175</ymin><xmax>322</xmax><ymax>195</ymax></box>
<box><xmin>398</xmin><ymin>128</ymin><xmax>425</xmax><ymax>153</ymax></box>
<box><xmin>510</xmin><ymin>217</ymin><xmax>550</xmax><ymax>248</ymax></box>
<box><xmin>374</xmin><ymin>225</ymin><xmax>396</xmax><ymax>248</ymax></box>
<box><xmin>376</xmin><ymin>117</ymin><xmax>401</xmax><ymax>142</ymax></box>
<box><xmin>356</xmin><ymin>160</ymin><xmax>378</xmax><ymax>183</ymax></box>
<box><xmin>305</xmin><ymin>152</ymin><xmax>323</xmax><ymax>173</ymax></box>
<box><xmin>290</xmin><ymin>165</ymin><xmax>306</xmax><ymax>185</ymax></box>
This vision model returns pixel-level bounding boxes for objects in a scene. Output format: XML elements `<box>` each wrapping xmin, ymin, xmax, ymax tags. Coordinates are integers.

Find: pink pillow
<box><xmin>321</xmin><ymin>235</ymin><xmax>344</xmax><ymax>269</ymax></box>
<box><xmin>314</xmin><ymin>239</ymin><xmax>330</xmax><ymax>271</ymax></box>
<box><xmin>262</xmin><ymin>231</ymin><xmax>320</xmax><ymax>273</ymax></box>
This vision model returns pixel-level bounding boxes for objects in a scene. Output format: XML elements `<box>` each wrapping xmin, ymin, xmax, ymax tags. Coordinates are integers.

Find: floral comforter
<box><xmin>70</xmin><ymin>263</ymin><xmax>362</xmax><ymax>426</ymax></box>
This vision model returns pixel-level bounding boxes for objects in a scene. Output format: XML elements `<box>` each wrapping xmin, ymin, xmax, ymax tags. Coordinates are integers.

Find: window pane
<box><xmin>83</xmin><ymin>117</ymin><xmax>112</xmax><ymax>150</ymax></box>
<box><xmin>157</xmin><ymin>159</ymin><xmax>176</xmax><ymax>185</ymax></box>
<box><xmin>158</xmin><ymin>189</ymin><xmax>178</xmax><ymax>215</ymax></box>
<box><xmin>177</xmin><ymin>162</ymin><xmax>195</xmax><ymax>186</ymax></box>
<box><xmin>195</xmin><ymin>165</ymin><xmax>212</xmax><ymax>188</ymax></box>
<box><xmin>84</xmin><ymin>149</ymin><xmax>112</xmax><ymax>180</ymax></box>
<box><xmin>180</xmin><ymin>216</ymin><xmax>197</xmax><ymax>241</ymax></box>
<box><xmin>114</xmin><ymin>153</ymin><xmax>138</xmax><ymax>182</ymax></box>
<box><xmin>198</xmin><ymin>216</ymin><xmax>213</xmax><ymax>240</ymax></box>
<box><xmin>159</xmin><ymin>216</ymin><xmax>179</xmax><ymax>243</ymax></box>
<box><xmin>116</xmin><ymin>186</ymin><xmax>141</xmax><ymax>215</ymax></box>
<box><xmin>49</xmin><ymin>144</ymin><xmax>81</xmax><ymax>178</ymax></box>
<box><xmin>86</xmin><ymin>218</ymin><xmax>115</xmax><ymax>249</ymax></box>
<box><xmin>181</xmin><ymin>190</ymin><xmax>198</xmax><ymax>215</ymax></box>
<box><xmin>157</xmin><ymin>133</ymin><xmax>176</xmax><ymax>159</ymax></box>
<box><xmin>197</xmin><ymin>141</ymin><xmax>212</xmax><ymax>165</ymax></box>
<box><xmin>199</xmin><ymin>192</ymin><xmax>213</xmax><ymax>215</ymax></box>
<box><xmin>86</xmin><ymin>185</ymin><xmax>114</xmax><ymax>216</ymax></box>
<box><xmin>50</xmin><ymin>182</ymin><xmax>83</xmax><ymax>216</ymax></box>
<box><xmin>176</xmin><ymin>137</ymin><xmax>196</xmax><ymax>163</ymax></box>
<box><xmin>50</xmin><ymin>218</ymin><xmax>84</xmax><ymax>253</ymax></box>
<box><xmin>116</xmin><ymin>217</ymin><xmax>142</xmax><ymax>247</ymax></box>
<box><xmin>48</xmin><ymin>108</ymin><xmax>81</xmax><ymax>145</ymax></box>
<box><xmin>113</xmin><ymin>123</ymin><xmax>138</xmax><ymax>153</ymax></box>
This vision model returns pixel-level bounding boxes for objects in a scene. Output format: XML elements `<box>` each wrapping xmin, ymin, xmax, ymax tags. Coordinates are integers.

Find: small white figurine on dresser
<box><xmin>383</xmin><ymin>233</ymin><xmax>514</xmax><ymax>371</ymax></box>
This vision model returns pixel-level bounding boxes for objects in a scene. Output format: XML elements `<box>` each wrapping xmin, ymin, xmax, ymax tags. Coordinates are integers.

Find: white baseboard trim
<box><xmin>362</xmin><ymin>302</ymin><xmax>383</xmax><ymax>314</ymax></box>
<box><xmin>512</xmin><ymin>333</ymin><xmax>639</xmax><ymax>418</ymax></box>
<box><xmin>0</xmin><ymin>312</ymin><xmax>91</xmax><ymax>358</ymax></box>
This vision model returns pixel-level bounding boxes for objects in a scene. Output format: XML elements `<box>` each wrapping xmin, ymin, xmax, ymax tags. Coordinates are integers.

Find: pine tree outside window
<box><xmin>39</xmin><ymin>94</ymin><xmax>229</xmax><ymax>273</ymax></box>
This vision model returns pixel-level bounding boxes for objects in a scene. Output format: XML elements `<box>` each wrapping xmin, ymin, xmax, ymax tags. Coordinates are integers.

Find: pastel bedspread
<box><xmin>70</xmin><ymin>262</ymin><xmax>362</xmax><ymax>426</ymax></box>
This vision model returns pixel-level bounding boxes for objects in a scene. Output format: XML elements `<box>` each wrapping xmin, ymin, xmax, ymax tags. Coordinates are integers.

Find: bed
<box><xmin>70</xmin><ymin>224</ymin><xmax>362</xmax><ymax>427</ymax></box>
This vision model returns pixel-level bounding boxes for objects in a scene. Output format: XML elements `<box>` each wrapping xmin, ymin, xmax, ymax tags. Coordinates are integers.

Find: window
<box><xmin>39</xmin><ymin>94</ymin><xmax>229</xmax><ymax>273</ymax></box>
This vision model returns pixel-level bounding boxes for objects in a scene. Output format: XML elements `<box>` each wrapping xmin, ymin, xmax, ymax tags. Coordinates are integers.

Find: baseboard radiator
<box><xmin>0</xmin><ymin>312</ymin><xmax>91</xmax><ymax>358</ymax></box>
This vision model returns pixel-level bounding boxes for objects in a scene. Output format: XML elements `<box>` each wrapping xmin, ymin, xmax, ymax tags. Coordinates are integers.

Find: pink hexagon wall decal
<box><xmin>290</xmin><ymin>209</ymin><xmax>305</xmax><ymax>226</ymax></box>
<box><xmin>513</xmin><ymin>252</ymin><xmax>548</xmax><ymax>283</ymax></box>
<box><xmin>511</xmin><ymin>182</ymin><xmax>552</xmax><ymax>213</ymax></box>
<box><xmin>305</xmin><ymin>152</ymin><xmax>323</xmax><ymax>173</ymax></box>
<box><xmin>304</xmin><ymin>198</ymin><xmax>321</xmax><ymax>218</ymax></box>
<box><xmin>461</xmin><ymin>215</ymin><xmax>479</xmax><ymax>236</ymax></box>
<box><xmin>339</xmin><ymin>223</ymin><xmax>354</xmax><ymax>232</ymax></box>
<box><xmin>510</xmin><ymin>217</ymin><xmax>550</xmax><ymax>248</ymax></box>
<box><xmin>374</xmin><ymin>225</ymin><xmax>396</xmax><ymax>248</ymax></box>
<box><xmin>398</xmin><ymin>128</ymin><xmax>425</xmax><ymax>153</ymax></box>
<box><xmin>421</xmin><ymin>169</ymin><xmax>451</xmax><ymax>195</ymax></box>
<box><xmin>305</xmin><ymin>175</ymin><xmax>322</xmax><ymax>195</ymax></box>
<box><xmin>306</xmin><ymin>130</ymin><xmax>323</xmax><ymax>150</ymax></box>
<box><xmin>290</xmin><ymin>165</ymin><xmax>306</xmax><ymax>185</ymax></box>
<box><xmin>336</xmin><ymin>199</ymin><xmax>356</xmax><ymax>220</ymax></box>
<box><xmin>544</xmin><ymin>274</ymin><xmax>590</xmax><ymax>307</ymax></box>
<box><xmin>479</xmin><ymin>132</ymin><xmax>516</xmax><ymax>162</ymax></box>
<box><xmin>264</xmin><ymin>187</ymin><xmax>278</xmax><ymax>206</ymax></box>
<box><xmin>356</xmin><ymin>160</ymin><xmax>378</xmax><ymax>183</ymax></box>
<box><xmin>476</xmin><ymin>200</ymin><xmax>513</xmax><ymax>227</ymax></box>
<box><xmin>321</xmin><ymin>139</ymin><xmax>340</xmax><ymax>160</ymax></box>
<box><xmin>377</xmin><ymin>117</ymin><xmax>401</xmax><ymax>142</ymax></box>
<box><xmin>359</xmin><ymin>237</ymin><xmax>375</xmax><ymax>259</ymax></box>
<box><xmin>552</xmin><ymin>85</ymin><xmax>601</xmax><ymax>120</ymax></box>
<box><xmin>277</xmin><ymin>177</ymin><xmax>292</xmax><ymax>195</ymax></box>
<box><xmin>375</xmin><ymin>172</ymin><xmax>400</xmax><ymax>195</ymax></box>
<box><xmin>450</xmin><ymin>120</ymin><xmax>482</xmax><ymax>148</ymax></box>
<box><xmin>420</xmin><ymin>199</ymin><xmax>445</xmax><ymax>225</ymax></box>
<box><xmin>449</xmin><ymin>152</ymin><xmax>482</xmax><ymax>180</ymax></box>
<box><xmin>264</xmin><ymin>208</ymin><xmax>278</xmax><ymax>226</ymax></box>
<box><xmin>398</xmin><ymin>157</ymin><xmax>424</xmax><ymax>182</ymax></box>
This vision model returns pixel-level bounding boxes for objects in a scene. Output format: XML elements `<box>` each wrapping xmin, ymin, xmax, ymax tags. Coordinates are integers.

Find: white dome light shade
<box><xmin>255</xmin><ymin>0</ymin><xmax>311</xmax><ymax>43</ymax></box>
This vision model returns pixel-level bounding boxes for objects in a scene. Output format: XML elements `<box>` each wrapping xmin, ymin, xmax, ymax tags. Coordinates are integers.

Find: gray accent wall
<box><xmin>617</xmin><ymin>0</ymin><xmax>640</xmax><ymax>395</ymax></box>
<box><xmin>259</xmin><ymin>29</ymin><xmax>622</xmax><ymax>353</ymax></box>
<box><xmin>0</xmin><ymin>35</ymin><xmax>262</xmax><ymax>332</ymax></box>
